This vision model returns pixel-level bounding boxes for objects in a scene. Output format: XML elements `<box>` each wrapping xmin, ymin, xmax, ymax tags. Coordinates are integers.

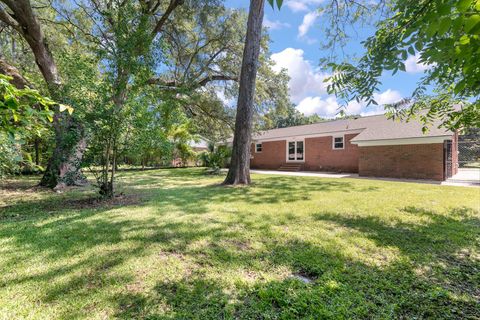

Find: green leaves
<box><xmin>465</xmin><ymin>14</ymin><xmax>480</xmax><ymax>34</ymax></box>
<box><xmin>437</xmin><ymin>17</ymin><xmax>451</xmax><ymax>35</ymax></box>
<box><xmin>326</xmin><ymin>0</ymin><xmax>480</xmax><ymax>130</ymax></box>
<box><xmin>0</xmin><ymin>74</ymin><xmax>62</xmax><ymax>138</ymax></box>
<box><xmin>458</xmin><ymin>34</ymin><xmax>470</xmax><ymax>45</ymax></box>
<box><xmin>456</xmin><ymin>0</ymin><xmax>472</xmax><ymax>12</ymax></box>
<box><xmin>267</xmin><ymin>0</ymin><xmax>283</xmax><ymax>10</ymax></box>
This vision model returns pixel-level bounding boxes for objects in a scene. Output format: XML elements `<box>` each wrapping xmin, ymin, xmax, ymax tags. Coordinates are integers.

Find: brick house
<box><xmin>249</xmin><ymin>114</ymin><xmax>458</xmax><ymax>181</ymax></box>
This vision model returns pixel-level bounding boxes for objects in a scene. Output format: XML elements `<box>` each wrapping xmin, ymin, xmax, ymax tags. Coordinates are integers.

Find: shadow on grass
<box><xmin>145</xmin><ymin>175</ymin><xmax>369</xmax><ymax>215</ymax></box>
<box><xmin>1</xmin><ymin>173</ymin><xmax>361</xmax><ymax>219</ymax></box>
<box><xmin>0</xmin><ymin>194</ymin><xmax>144</xmax><ymax>221</ymax></box>
<box><xmin>112</xmin><ymin>235</ymin><xmax>479</xmax><ymax>319</ymax></box>
<box><xmin>313</xmin><ymin>206</ymin><xmax>480</xmax><ymax>299</ymax></box>
<box><xmin>2</xmin><ymin>205</ymin><xmax>477</xmax><ymax>318</ymax></box>
<box><xmin>0</xmin><ymin>169</ymin><xmax>477</xmax><ymax>318</ymax></box>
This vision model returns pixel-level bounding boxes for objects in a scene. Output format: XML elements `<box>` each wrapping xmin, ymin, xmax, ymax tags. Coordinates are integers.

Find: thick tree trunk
<box><xmin>40</xmin><ymin>111</ymin><xmax>88</xmax><ymax>189</ymax></box>
<box><xmin>223</xmin><ymin>0</ymin><xmax>265</xmax><ymax>185</ymax></box>
<box><xmin>38</xmin><ymin>110</ymin><xmax>87</xmax><ymax>189</ymax></box>
<box><xmin>0</xmin><ymin>0</ymin><xmax>87</xmax><ymax>189</ymax></box>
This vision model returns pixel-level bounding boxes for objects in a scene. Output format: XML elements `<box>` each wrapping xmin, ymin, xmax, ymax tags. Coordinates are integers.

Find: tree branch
<box><xmin>152</xmin><ymin>0</ymin><xmax>183</xmax><ymax>35</ymax></box>
<box><xmin>0</xmin><ymin>6</ymin><xmax>20</xmax><ymax>32</ymax></box>
<box><xmin>0</xmin><ymin>54</ymin><xmax>30</xmax><ymax>88</ymax></box>
<box><xmin>196</xmin><ymin>75</ymin><xmax>238</xmax><ymax>88</ymax></box>
<box><xmin>0</xmin><ymin>0</ymin><xmax>61</xmax><ymax>88</ymax></box>
<box><xmin>146</xmin><ymin>74</ymin><xmax>238</xmax><ymax>89</ymax></box>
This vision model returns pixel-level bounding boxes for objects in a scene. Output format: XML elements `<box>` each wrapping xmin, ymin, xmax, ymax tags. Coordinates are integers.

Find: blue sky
<box><xmin>225</xmin><ymin>0</ymin><xmax>430</xmax><ymax>118</ymax></box>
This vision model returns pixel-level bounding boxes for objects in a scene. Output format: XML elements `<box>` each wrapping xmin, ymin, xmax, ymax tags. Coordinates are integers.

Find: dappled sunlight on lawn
<box><xmin>0</xmin><ymin>168</ymin><xmax>479</xmax><ymax>319</ymax></box>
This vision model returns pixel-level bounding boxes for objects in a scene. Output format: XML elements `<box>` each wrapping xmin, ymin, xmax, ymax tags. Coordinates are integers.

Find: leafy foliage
<box><xmin>260</xmin><ymin>103</ymin><xmax>326</xmax><ymax>129</ymax></box>
<box><xmin>0</xmin><ymin>74</ymin><xmax>73</xmax><ymax>178</ymax></box>
<box><xmin>200</xmin><ymin>144</ymin><xmax>232</xmax><ymax>174</ymax></box>
<box><xmin>267</xmin><ymin>0</ymin><xmax>283</xmax><ymax>10</ymax></box>
<box><xmin>0</xmin><ymin>133</ymin><xmax>21</xmax><ymax>178</ymax></box>
<box><xmin>0</xmin><ymin>74</ymin><xmax>59</xmax><ymax>137</ymax></box>
<box><xmin>326</xmin><ymin>0</ymin><xmax>480</xmax><ymax>130</ymax></box>
<box><xmin>0</xmin><ymin>0</ymin><xmax>296</xmax><ymax>188</ymax></box>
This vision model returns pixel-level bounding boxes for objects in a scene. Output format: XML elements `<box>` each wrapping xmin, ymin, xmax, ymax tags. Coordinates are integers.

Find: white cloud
<box><xmin>348</xmin><ymin>89</ymin><xmax>402</xmax><ymax>116</ymax></box>
<box><xmin>285</xmin><ymin>1</ymin><xmax>309</xmax><ymax>12</ymax></box>
<box><xmin>373</xmin><ymin>89</ymin><xmax>402</xmax><ymax>105</ymax></box>
<box><xmin>295</xmin><ymin>89</ymin><xmax>402</xmax><ymax>118</ymax></box>
<box><xmin>285</xmin><ymin>0</ymin><xmax>324</xmax><ymax>12</ymax></box>
<box><xmin>270</xmin><ymin>48</ymin><xmax>402</xmax><ymax>118</ymax></box>
<box><xmin>270</xmin><ymin>48</ymin><xmax>329</xmax><ymax>103</ymax></box>
<box><xmin>263</xmin><ymin>16</ymin><xmax>291</xmax><ymax>30</ymax></box>
<box><xmin>298</xmin><ymin>11</ymin><xmax>319</xmax><ymax>38</ymax></box>
<box><xmin>297</xmin><ymin>96</ymin><xmax>339</xmax><ymax>116</ymax></box>
<box><xmin>344</xmin><ymin>100</ymin><xmax>364</xmax><ymax>115</ymax></box>
<box><xmin>405</xmin><ymin>53</ymin><xmax>430</xmax><ymax>73</ymax></box>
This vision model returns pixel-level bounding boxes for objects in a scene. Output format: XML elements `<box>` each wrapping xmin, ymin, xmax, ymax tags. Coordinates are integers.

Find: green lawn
<box><xmin>1</xmin><ymin>169</ymin><xmax>479</xmax><ymax>319</ymax></box>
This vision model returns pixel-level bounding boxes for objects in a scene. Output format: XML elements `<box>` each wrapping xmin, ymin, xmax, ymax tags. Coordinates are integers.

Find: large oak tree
<box><xmin>0</xmin><ymin>0</ymin><xmax>88</xmax><ymax>189</ymax></box>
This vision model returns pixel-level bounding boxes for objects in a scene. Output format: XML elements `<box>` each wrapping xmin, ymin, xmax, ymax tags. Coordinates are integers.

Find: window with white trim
<box><xmin>255</xmin><ymin>143</ymin><xmax>262</xmax><ymax>153</ymax></box>
<box><xmin>287</xmin><ymin>140</ymin><xmax>304</xmax><ymax>161</ymax></box>
<box><xmin>333</xmin><ymin>136</ymin><xmax>344</xmax><ymax>149</ymax></box>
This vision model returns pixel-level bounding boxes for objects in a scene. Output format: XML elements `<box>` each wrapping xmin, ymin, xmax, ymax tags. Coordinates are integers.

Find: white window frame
<box><xmin>332</xmin><ymin>135</ymin><xmax>345</xmax><ymax>150</ymax></box>
<box><xmin>286</xmin><ymin>139</ymin><xmax>305</xmax><ymax>162</ymax></box>
<box><xmin>255</xmin><ymin>143</ymin><xmax>262</xmax><ymax>153</ymax></box>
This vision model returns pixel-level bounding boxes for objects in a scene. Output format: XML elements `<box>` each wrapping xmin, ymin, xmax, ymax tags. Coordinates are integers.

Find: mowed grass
<box><xmin>0</xmin><ymin>168</ymin><xmax>479</xmax><ymax>319</ymax></box>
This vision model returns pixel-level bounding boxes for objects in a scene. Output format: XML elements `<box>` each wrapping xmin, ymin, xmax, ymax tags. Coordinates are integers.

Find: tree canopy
<box><xmin>0</xmin><ymin>0</ymin><xmax>290</xmax><ymax>194</ymax></box>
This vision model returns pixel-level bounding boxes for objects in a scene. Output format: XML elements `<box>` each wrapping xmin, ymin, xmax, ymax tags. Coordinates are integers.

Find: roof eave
<box><xmin>351</xmin><ymin>135</ymin><xmax>452</xmax><ymax>146</ymax></box>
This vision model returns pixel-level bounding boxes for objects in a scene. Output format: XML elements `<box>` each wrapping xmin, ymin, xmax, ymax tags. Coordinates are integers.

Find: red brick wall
<box><xmin>250</xmin><ymin>140</ymin><xmax>286</xmax><ymax>169</ymax></box>
<box><xmin>304</xmin><ymin>133</ymin><xmax>359</xmax><ymax>172</ymax></box>
<box><xmin>358</xmin><ymin>143</ymin><xmax>445</xmax><ymax>181</ymax></box>
<box><xmin>250</xmin><ymin>133</ymin><xmax>360</xmax><ymax>172</ymax></box>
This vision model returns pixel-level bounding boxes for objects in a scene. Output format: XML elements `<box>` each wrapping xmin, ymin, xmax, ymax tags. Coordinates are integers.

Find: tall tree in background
<box><xmin>223</xmin><ymin>0</ymin><xmax>266</xmax><ymax>185</ymax></box>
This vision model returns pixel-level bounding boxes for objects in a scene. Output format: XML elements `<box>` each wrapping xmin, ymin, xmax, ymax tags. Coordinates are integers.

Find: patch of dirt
<box><xmin>0</xmin><ymin>181</ymin><xmax>49</xmax><ymax>202</ymax></box>
<box><xmin>0</xmin><ymin>183</ymin><xmax>46</xmax><ymax>192</ymax></box>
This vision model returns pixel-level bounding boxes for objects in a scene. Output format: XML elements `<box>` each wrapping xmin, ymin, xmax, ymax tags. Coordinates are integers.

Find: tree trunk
<box><xmin>223</xmin><ymin>0</ymin><xmax>265</xmax><ymax>185</ymax></box>
<box><xmin>40</xmin><ymin>111</ymin><xmax>88</xmax><ymax>189</ymax></box>
<box><xmin>0</xmin><ymin>0</ymin><xmax>87</xmax><ymax>189</ymax></box>
<box><xmin>34</xmin><ymin>138</ymin><xmax>40</xmax><ymax>166</ymax></box>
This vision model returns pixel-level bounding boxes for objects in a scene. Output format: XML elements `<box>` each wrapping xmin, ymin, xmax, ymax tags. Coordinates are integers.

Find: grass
<box><xmin>0</xmin><ymin>168</ymin><xmax>479</xmax><ymax>319</ymax></box>
<box><xmin>463</xmin><ymin>161</ymin><xmax>480</xmax><ymax>168</ymax></box>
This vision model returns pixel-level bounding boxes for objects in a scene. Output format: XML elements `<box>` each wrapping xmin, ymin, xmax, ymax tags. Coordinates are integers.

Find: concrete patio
<box><xmin>251</xmin><ymin>168</ymin><xmax>480</xmax><ymax>187</ymax></box>
<box><xmin>446</xmin><ymin>168</ymin><xmax>480</xmax><ymax>186</ymax></box>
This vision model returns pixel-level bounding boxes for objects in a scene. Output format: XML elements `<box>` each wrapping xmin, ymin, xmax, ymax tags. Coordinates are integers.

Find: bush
<box><xmin>199</xmin><ymin>145</ymin><xmax>231</xmax><ymax>174</ymax></box>
<box><xmin>0</xmin><ymin>134</ymin><xmax>22</xmax><ymax>179</ymax></box>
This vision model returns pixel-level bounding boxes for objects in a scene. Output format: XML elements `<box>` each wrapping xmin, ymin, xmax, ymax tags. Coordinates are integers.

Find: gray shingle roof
<box><xmin>252</xmin><ymin>114</ymin><xmax>452</xmax><ymax>142</ymax></box>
